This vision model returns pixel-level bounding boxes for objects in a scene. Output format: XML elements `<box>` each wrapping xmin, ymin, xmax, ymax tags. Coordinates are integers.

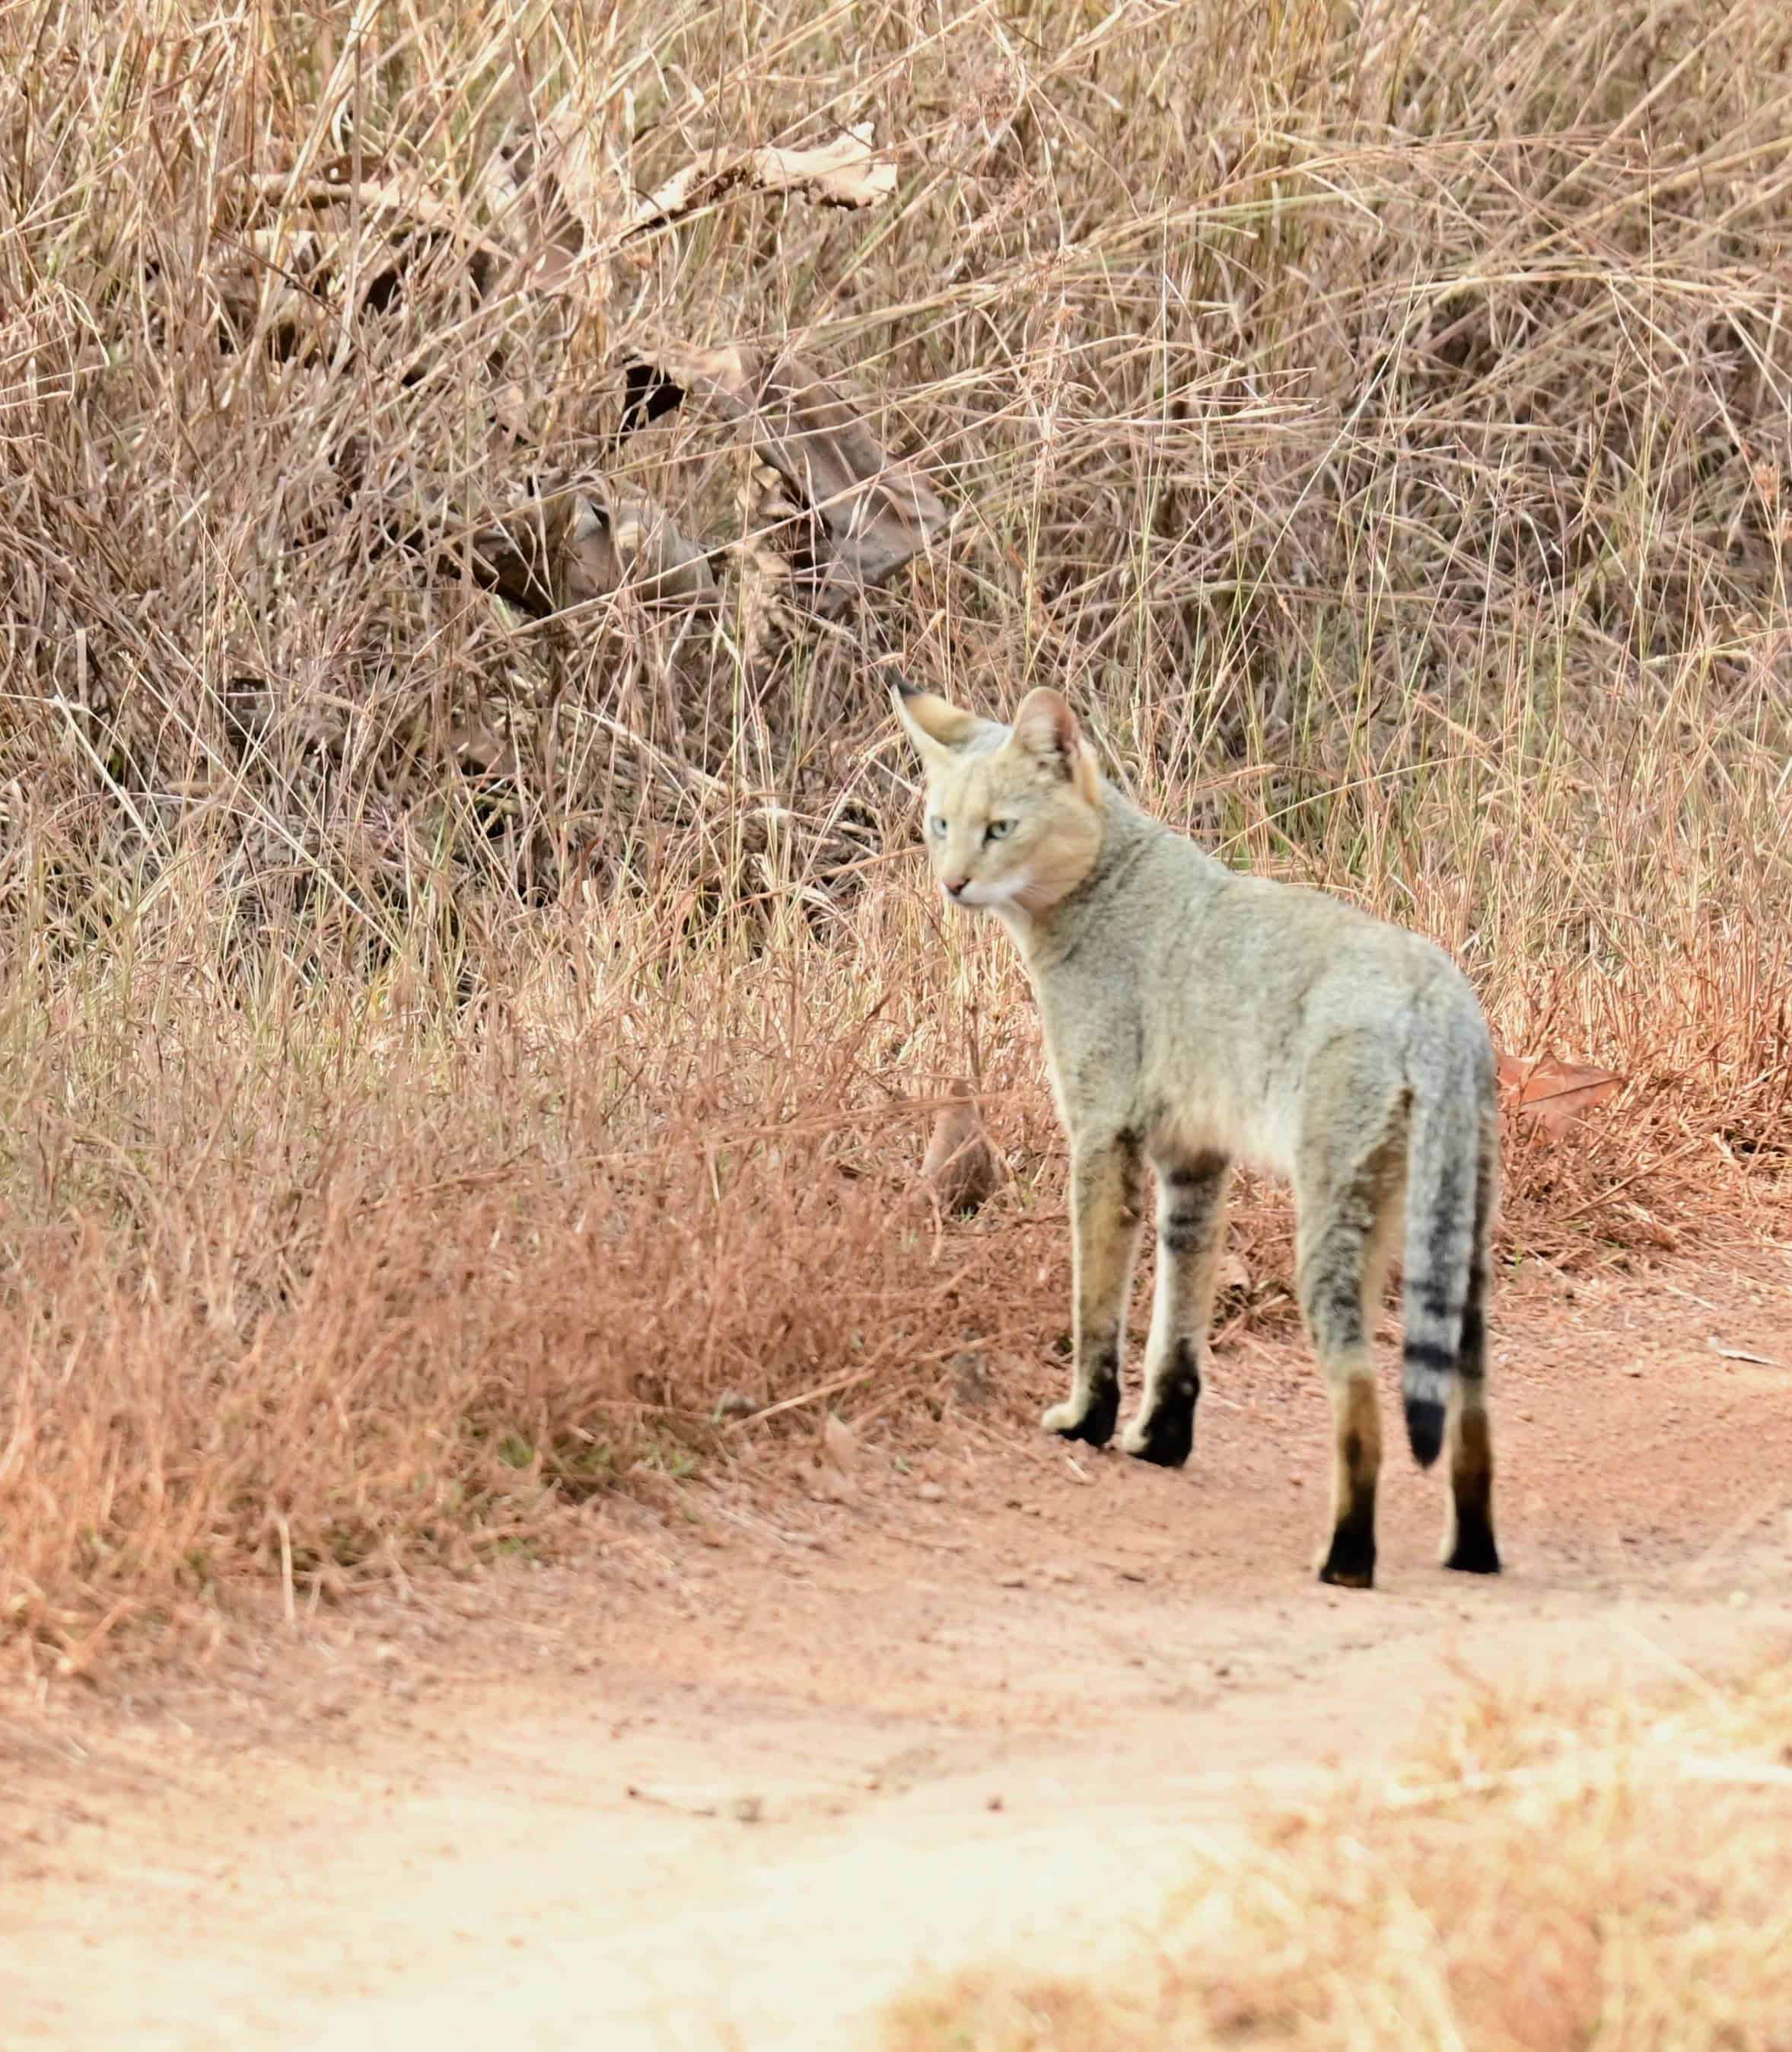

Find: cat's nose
<box><xmin>944</xmin><ymin>874</ymin><xmax>969</xmax><ymax>898</ymax></box>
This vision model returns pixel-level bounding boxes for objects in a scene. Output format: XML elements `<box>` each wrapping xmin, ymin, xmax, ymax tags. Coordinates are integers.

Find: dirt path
<box><xmin>5</xmin><ymin>1250</ymin><xmax>1791</xmax><ymax>2050</ymax></box>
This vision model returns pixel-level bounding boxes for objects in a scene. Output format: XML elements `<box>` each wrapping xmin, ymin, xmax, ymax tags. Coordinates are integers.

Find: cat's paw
<box><xmin>1042</xmin><ymin>1384</ymin><xmax>1118</xmax><ymax>1447</ymax></box>
<box><xmin>1119</xmin><ymin>1404</ymin><xmax>1194</xmax><ymax>1467</ymax></box>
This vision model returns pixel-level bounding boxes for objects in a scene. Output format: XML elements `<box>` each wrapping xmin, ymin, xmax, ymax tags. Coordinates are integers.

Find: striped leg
<box><xmin>1297</xmin><ymin>1117</ymin><xmax>1405</xmax><ymax>1591</ymax></box>
<box><xmin>1042</xmin><ymin>1131</ymin><xmax>1144</xmax><ymax>1448</ymax></box>
<box><xmin>1119</xmin><ymin>1151</ymin><xmax>1231</xmax><ymax>1467</ymax></box>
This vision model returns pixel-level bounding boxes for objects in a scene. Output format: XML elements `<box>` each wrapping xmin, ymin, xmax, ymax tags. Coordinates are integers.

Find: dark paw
<box><xmin>1042</xmin><ymin>1381</ymin><xmax>1119</xmax><ymax>1448</ymax></box>
<box><xmin>1121</xmin><ymin>1399</ymin><xmax>1195</xmax><ymax>1467</ymax></box>
<box><xmin>1317</xmin><ymin>1522</ymin><xmax>1377</xmax><ymax>1590</ymax></box>
<box><xmin>1443</xmin><ymin>1518</ymin><xmax>1502</xmax><ymax>1575</ymax></box>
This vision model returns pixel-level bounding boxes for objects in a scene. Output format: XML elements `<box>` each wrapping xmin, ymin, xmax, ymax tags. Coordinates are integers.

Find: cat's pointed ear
<box><xmin>890</xmin><ymin>677</ymin><xmax>991</xmax><ymax>768</ymax></box>
<box><xmin>1007</xmin><ymin>687</ymin><xmax>1100</xmax><ymax>802</ymax></box>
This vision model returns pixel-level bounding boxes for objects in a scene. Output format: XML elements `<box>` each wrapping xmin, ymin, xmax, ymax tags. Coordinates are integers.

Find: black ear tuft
<box><xmin>872</xmin><ymin>653</ymin><xmax>928</xmax><ymax>703</ymax></box>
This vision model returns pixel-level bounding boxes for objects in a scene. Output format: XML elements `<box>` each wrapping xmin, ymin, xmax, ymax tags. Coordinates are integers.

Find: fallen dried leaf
<box><xmin>950</xmin><ymin>1350</ymin><xmax>994</xmax><ymax>1406</ymax></box>
<box><xmin>489</xmin><ymin>109</ymin><xmax>610</xmax><ymax>294</ymax></box>
<box><xmin>1516</xmin><ymin>1054</ymin><xmax>1625</xmax><ymax>1141</ymax></box>
<box><xmin>625</xmin><ymin>343</ymin><xmax>953</xmax><ymax>608</ymax></box>
<box><xmin>1495</xmin><ymin>1047</ymin><xmax>1625</xmax><ymax>1141</ymax></box>
<box><xmin>460</xmin><ymin>483</ymin><xmax>717</xmax><ymax>617</ymax></box>
<box><xmin>625</xmin><ymin>126</ymin><xmax>897</xmax><ymax>237</ymax></box>
<box><xmin>479</xmin><ymin>116</ymin><xmax>895</xmax><ymax>300</ymax></box>
<box><xmin>921</xmin><ymin>1081</ymin><xmax>998</xmax><ymax>1216</ymax></box>
<box><xmin>1494</xmin><ymin>1044</ymin><xmax>1531</xmax><ymax>1104</ymax></box>
<box><xmin>561</xmin><ymin>492</ymin><xmax>718</xmax><ymax>609</ymax></box>
<box><xmin>231</xmin><ymin>164</ymin><xmax>511</xmax><ymax>308</ymax></box>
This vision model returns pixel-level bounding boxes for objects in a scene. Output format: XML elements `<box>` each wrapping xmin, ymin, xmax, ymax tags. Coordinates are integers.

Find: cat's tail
<box><xmin>1400</xmin><ymin>1028</ymin><xmax>1496</xmax><ymax>1469</ymax></box>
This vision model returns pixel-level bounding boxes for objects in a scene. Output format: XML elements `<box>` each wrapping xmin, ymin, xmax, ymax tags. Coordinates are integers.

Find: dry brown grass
<box><xmin>0</xmin><ymin>892</ymin><xmax>1082</xmax><ymax>1666</ymax></box>
<box><xmin>883</xmin><ymin>1650</ymin><xmax>1792</xmax><ymax>2051</ymax></box>
<box><xmin>3</xmin><ymin>0</ymin><xmax>1790</xmax><ymax>1664</ymax></box>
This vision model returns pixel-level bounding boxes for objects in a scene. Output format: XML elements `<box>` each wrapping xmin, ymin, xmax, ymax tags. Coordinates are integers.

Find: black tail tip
<box><xmin>1405</xmin><ymin>1396</ymin><xmax>1446</xmax><ymax>1469</ymax></box>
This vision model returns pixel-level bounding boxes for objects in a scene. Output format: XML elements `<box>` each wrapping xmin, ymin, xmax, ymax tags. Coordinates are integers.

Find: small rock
<box><xmin>985</xmin><ymin>1793</ymin><xmax>1004</xmax><ymax>1812</ymax></box>
<box><xmin>916</xmin><ymin>1481</ymin><xmax>945</xmax><ymax>1503</ymax></box>
<box><xmin>1118</xmin><ymin>1566</ymin><xmax>1148</xmax><ymax>1584</ymax></box>
<box><xmin>730</xmin><ymin>1795</ymin><xmax>765</xmax><ymax>1824</ymax></box>
<box><xmin>997</xmin><ymin>1570</ymin><xmax>1027</xmax><ymax>1589</ymax></box>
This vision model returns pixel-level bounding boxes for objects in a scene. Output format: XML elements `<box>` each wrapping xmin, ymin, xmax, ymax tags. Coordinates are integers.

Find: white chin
<box><xmin>950</xmin><ymin>878</ymin><xmax>1026</xmax><ymax>910</ymax></box>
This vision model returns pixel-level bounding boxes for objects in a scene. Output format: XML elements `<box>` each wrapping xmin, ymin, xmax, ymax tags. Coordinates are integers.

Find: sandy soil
<box><xmin>5</xmin><ymin>1246</ymin><xmax>1790</xmax><ymax>2050</ymax></box>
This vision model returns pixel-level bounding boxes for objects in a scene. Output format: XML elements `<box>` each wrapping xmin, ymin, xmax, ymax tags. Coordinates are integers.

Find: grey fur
<box><xmin>893</xmin><ymin>683</ymin><xmax>1501</xmax><ymax>1587</ymax></box>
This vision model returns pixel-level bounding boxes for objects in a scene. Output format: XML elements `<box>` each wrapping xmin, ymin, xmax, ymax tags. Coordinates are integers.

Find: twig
<box><xmin>724</xmin><ymin>1357</ymin><xmax>894</xmax><ymax>1430</ymax></box>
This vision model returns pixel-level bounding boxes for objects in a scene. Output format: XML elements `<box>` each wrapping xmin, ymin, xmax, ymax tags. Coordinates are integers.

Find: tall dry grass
<box><xmin>883</xmin><ymin>1652</ymin><xmax>1792</xmax><ymax>2051</ymax></box>
<box><xmin>2</xmin><ymin>0</ymin><xmax>1790</xmax><ymax>1663</ymax></box>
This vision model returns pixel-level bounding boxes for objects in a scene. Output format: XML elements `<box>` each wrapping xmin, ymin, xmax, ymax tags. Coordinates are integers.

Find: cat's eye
<box><xmin>928</xmin><ymin>814</ymin><xmax>948</xmax><ymax>838</ymax></box>
<box><xmin>985</xmin><ymin>818</ymin><xmax>1016</xmax><ymax>842</ymax></box>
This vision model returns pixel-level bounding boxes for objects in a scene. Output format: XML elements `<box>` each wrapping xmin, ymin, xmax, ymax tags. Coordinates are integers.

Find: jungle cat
<box><xmin>893</xmin><ymin>678</ymin><xmax>1500</xmax><ymax>1588</ymax></box>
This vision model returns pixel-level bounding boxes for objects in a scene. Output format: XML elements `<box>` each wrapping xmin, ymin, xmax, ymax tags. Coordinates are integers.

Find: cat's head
<box><xmin>891</xmin><ymin>681</ymin><xmax>1105</xmax><ymax>915</ymax></box>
